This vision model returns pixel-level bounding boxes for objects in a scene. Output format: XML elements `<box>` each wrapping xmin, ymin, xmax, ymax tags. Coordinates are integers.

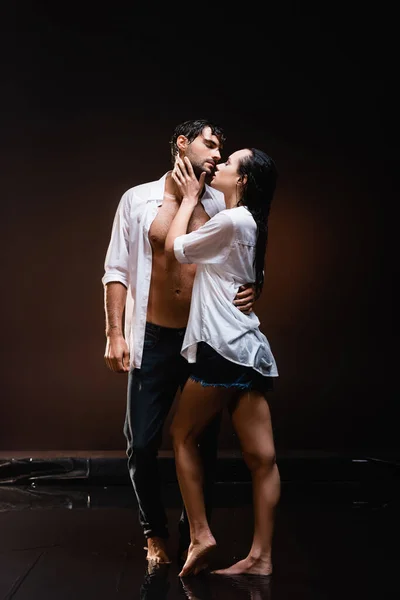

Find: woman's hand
<box><xmin>172</xmin><ymin>156</ymin><xmax>206</xmax><ymax>205</ymax></box>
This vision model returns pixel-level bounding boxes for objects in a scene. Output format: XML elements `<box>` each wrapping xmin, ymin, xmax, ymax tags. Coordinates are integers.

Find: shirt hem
<box><xmin>181</xmin><ymin>340</ymin><xmax>278</xmax><ymax>378</ymax></box>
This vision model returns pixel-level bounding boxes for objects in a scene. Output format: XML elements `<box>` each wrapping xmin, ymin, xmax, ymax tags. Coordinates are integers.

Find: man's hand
<box><xmin>233</xmin><ymin>283</ymin><xmax>256</xmax><ymax>314</ymax></box>
<box><xmin>104</xmin><ymin>334</ymin><xmax>130</xmax><ymax>373</ymax></box>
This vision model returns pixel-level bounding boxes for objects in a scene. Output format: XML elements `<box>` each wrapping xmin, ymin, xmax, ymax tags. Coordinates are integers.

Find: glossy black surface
<box><xmin>0</xmin><ymin>455</ymin><xmax>398</xmax><ymax>599</ymax></box>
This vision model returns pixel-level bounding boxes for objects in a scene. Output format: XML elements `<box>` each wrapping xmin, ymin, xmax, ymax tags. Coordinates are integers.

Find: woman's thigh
<box><xmin>229</xmin><ymin>391</ymin><xmax>276</xmax><ymax>457</ymax></box>
<box><xmin>171</xmin><ymin>378</ymin><xmax>236</xmax><ymax>441</ymax></box>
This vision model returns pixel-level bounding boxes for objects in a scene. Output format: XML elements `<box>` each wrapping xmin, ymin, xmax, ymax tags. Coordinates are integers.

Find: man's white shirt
<box><xmin>102</xmin><ymin>173</ymin><xmax>225</xmax><ymax>369</ymax></box>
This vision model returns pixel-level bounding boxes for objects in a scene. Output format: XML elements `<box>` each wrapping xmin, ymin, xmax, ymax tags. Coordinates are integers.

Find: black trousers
<box><xmin>124</xmin><ymin>322</ymin><xmax>221</xmax><ymax>544</ymax></box>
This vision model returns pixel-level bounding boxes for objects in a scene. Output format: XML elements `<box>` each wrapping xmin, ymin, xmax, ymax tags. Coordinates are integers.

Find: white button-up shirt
<box><xmin>174</xmin><ymin>206</ymin><xmax>278</xmax><ymax>377</ymax></box>
<box><xmin>102</xmin><ymin>173</ymin><xmax>225</xmax><ymax>369</ymax></box>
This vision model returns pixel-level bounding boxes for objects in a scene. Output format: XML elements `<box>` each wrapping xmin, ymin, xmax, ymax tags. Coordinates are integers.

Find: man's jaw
<box><xmin>204</xmin><ymin>169</ymin><xmax>215</xmax><ymax>186</ymax></box>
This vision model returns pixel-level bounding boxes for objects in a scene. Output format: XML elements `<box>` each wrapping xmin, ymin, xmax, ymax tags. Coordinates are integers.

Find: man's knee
<box><xmin>131</xmin><ymin>436</ymin><xmax>160</xmax><ymax>455</ymax></box>
<box><xmin>125</xmin><ymin>429</ymin><xmax>161</xmax><ymax>463</ymax></box>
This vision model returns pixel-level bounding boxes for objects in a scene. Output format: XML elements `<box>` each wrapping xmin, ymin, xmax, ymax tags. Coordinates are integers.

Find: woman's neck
<box><xmin>224</xmin><ymin>192</ymin><xmax>239</xmax><ymax>209</ymax></box>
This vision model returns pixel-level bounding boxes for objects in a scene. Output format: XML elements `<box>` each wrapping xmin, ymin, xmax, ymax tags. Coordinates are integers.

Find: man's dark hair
<box><xmin>169</xmin><ymin>119</ymin><xmax>226</xmax><ymax>164</ymax></box>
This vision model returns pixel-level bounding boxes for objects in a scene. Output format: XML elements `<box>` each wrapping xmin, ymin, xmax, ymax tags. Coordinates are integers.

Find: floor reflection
<box><xmin>138</xmin><ymin>561</ymin><xmax>273</xmax><ymax>600</ymax></box>
<box><xmin>181</xmin><ymin>571</ymin><xmax>272</xmax><ymax>600</ymax></box>
<box><xmin>0</xmin><ymin>478</ymin><xmax>398</xmax><ymax>599</ymax></box>
<box><xmin>139</xmin><ymin>562</ymin><xmax>171</xmax><ymax>599</ymax></box>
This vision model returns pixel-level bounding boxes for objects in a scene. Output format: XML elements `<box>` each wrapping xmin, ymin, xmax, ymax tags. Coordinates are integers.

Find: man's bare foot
<box><xmin>179</xmin><ymin>535</ymin><xmax>217</xmax><ymax>577</ymax></box>
<box><xmin>144</xmin><ymin>537</ymin><xmax>171</xmax><ymax>564</ymax></box>
<box><xmin>212</xmin><ymin>555</ymin><xmax>272</xmax><ymax>576</ymax></box>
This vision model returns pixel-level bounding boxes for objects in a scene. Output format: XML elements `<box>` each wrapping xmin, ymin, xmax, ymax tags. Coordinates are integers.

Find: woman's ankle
<box><xmin>190</xmin><ymin>527</ymin><xmax>215</xmax><ymax>545</ymax></box>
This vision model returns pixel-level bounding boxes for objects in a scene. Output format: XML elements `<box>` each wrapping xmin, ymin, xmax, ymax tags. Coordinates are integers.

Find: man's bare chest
<box><xmin>149</xmin><ymin>202</ymin><xmax>210</xmax><ymax>251</ymax></box>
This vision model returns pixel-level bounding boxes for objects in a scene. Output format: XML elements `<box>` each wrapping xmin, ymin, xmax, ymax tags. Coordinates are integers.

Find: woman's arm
<box><xmin>166</xmin><ymin>156</ymin><xmax>234</xmax><ymax>266</ymax></box>
<box><xmin>165</xmin><ymin>156</ymin><xmax>205</xmax><ymax>261</ymax></box>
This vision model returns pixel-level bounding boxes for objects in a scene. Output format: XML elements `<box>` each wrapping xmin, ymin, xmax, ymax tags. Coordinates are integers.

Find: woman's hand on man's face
<box><xmin>172</xmin><ymin>156</ymin><xmax>206</xmax><ymax>204</ymax></box>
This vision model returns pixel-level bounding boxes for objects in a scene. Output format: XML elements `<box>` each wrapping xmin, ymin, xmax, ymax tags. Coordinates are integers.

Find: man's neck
<box><xmin>164</xmin><ymin>171</ymin><xmax>206</xmax><ymax>204</ymax></box>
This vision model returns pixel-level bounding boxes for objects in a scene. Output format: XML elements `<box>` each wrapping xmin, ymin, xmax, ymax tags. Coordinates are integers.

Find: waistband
<box><xmin>145</xmin><ymin>321</ymin><xmax>186</xmax><ymax>335</ymax></box>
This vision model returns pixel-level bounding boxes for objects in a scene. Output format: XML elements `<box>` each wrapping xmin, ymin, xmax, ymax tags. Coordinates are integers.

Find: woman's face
<box><xmin>210</xmin><ymin>149</ymin><xmax>251</xmax><ymax>196</ymax></box>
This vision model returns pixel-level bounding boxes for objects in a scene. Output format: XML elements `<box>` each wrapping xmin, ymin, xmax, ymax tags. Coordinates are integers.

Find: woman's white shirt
<box><xmin>173</xmin><ymin>206</ymin><xmax>278</xmax><ymax>377</ymax></box>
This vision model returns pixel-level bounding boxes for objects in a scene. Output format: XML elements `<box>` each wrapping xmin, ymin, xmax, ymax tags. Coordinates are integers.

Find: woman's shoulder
<box><xmin>226</xmin><ymin>206</ymin><xmax>256</xmax><ymax>228</ymax></box>
<box><xmin>210</xmin><ymin>207</ymin><xmax>256</xmax><ymax>237</ymax></box>
<box><xmin>218</xmin><ymin>205</ymin><xmax>251</xmax><ymax>220</ymax></box>
<box><xmin>225</xmin><ymin>207</ymin><xmax>257</xmax><ymax>245</ymax></box>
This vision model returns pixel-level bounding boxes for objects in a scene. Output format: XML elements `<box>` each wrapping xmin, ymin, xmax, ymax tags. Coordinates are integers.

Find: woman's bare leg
<box><xmin>170</xmin><ymin>378</ymin><xmax>235</xmax><ymax>576</ymax></box>
<box><xmin>213</xmin><ymin>390</ymin><xmax>280</xmax><ymax>576</ymax></box>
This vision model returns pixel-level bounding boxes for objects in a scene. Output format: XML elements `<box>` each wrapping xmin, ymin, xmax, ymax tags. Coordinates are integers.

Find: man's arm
<box><xmin>104</xmin><ymin>282</ymin><xmax>130</xmax><ymax>373</ymax></box>
<box><xmin>102</xmin><ymin>190</ymin><xmax>133</xmax><ymax>373</ymax></box>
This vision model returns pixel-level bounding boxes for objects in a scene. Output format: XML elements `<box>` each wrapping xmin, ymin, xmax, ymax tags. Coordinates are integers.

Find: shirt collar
<box><xmin>147</xmin><ymin>173</ymin><xmax>169</xmax><ymax>206</ymax></box>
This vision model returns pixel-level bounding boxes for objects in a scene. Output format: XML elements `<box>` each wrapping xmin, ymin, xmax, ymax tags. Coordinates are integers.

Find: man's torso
<box><xmin>146</xmin><ymin>196</ymin><xmax>211</xmax><ymax>327</ymax></box>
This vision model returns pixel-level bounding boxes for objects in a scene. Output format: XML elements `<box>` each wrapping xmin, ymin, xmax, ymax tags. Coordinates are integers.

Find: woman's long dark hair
<box><xmin>237</xmin><ymin>148</ymin><xmax>278</xmax><ymax>296</ymax></box>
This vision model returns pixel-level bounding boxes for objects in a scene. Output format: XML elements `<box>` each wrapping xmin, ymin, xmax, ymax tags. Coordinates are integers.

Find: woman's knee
<box><xmin>170</xmin><ymin>421</ymin><xmax>180</xmax><ymax>445</ymax></box>
<box><xmin>170</xmin><ymin>420</ymin><xmax>199</xmax><ymax>449</ymax></box>
<box><xmin>242</xmin><ymin>447</ymin><xmax>276</xmax><ymax>472</ymax></box>
<box><xmin>170</xmin><ymin>420</ymin><xmax>188</xmax><ymax>447</ymax></box>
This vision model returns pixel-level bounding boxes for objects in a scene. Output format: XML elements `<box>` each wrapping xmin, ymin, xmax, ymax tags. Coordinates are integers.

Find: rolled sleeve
<box><xmin>174</xmin><ymin>235</ymin><xmax>192</xmax><ymax>264</ymax></box>
<box><xmin>173</xmin><ymin>211</ymin><xmax>234</xmax><ymax>265</ymax></box>
<box><xmin>102</xmin><ymin>191</ymin><xmax>131</xmax><ymax>288</ymax></box>
<box><xmin>101</xmin><ymin>271</ymin><xmax>129</xmax><ymax>288</ymax></box>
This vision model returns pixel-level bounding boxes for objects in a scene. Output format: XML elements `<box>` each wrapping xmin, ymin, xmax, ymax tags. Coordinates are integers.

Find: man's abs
<box><xmin>147</xmin><ymin>253</ymin><xmax>196</xmax><ymax>327</ymax></box>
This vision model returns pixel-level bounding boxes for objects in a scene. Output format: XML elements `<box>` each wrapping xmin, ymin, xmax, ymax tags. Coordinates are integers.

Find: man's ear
<box><xmin>177</xmin><ymin>135</ymin><xmax>189</xmax><ymax>155</ymax></box>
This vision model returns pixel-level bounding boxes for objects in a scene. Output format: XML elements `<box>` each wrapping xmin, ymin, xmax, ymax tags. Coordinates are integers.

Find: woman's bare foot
<box><xmin>179</xmin><ymin>535</ymin><xmax>217</xmax><ymax>577</ymax></box>
<box><xmin>212</xmin><ymin>555</ymin><xmax>272</xmax><ymax>576</ymax></box>
<box><xmin>145</xmin><ymin>537</ymin><xmax>171</xmax><ymax>564</ymax></box>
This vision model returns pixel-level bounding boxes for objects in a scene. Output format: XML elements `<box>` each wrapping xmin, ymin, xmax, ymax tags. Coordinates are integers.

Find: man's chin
<box><xmin>205</xmin><ymin>166</ymin><xmax>217</xmax><ymax>180</ymax></box>
<box><xmin>203</xmin><ymin>171</ymin><xmax>214</xmax><ymax>185</ymax></box>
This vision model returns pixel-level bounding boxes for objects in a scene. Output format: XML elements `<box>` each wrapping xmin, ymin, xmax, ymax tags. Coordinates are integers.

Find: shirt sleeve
<box><xmin>101</xmin><ymin>190</ymin><xmax>131</xmax><ymax>288</ymax></box>
<box><xmin>174</xmin><ymin>211</ymin><xmax>234</xmax><ymax>264</ymax></box>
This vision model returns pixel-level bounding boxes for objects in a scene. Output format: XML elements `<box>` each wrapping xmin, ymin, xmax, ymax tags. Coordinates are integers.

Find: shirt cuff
<box><xmin>101</xmin><ymin>273</ymin><xmax>129</xmax><ymax>288</ymax></box>
<box><xmin>174</xmin><ymin>236</ymin><xmax>192</xmax><ymax>264</ymax></box>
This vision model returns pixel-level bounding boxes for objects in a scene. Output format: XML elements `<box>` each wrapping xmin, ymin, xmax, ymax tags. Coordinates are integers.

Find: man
<box><xmin>102</xmin><ymin>119</ymin><xmax>255</xmax><ymax>565</ymax></box>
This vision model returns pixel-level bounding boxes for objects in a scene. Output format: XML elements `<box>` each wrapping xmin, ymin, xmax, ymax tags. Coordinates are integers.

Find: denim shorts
<box><xmin>189</xmin><ymin>341</ymin><xmax>274</xmax><ymax>394</ymax></box>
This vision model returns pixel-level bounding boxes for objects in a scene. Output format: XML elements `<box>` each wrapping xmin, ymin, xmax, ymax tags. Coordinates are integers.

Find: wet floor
<box><xmin>0</xmin><ymin>469</ymin><xmax>398</xmax><ymax>600</ymax></box>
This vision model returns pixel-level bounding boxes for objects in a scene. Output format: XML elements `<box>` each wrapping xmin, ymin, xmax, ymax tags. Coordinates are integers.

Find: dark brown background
<box><xmin>1</xmin><ymin>5</ymin><xmax>397</xmax><ymax>454</ymax></box>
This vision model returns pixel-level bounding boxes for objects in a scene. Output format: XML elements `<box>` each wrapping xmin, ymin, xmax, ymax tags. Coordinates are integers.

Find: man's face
<box><xmin>183</xmin><ymin>127</ymin><xmax>222</xmax><ymax>182</ymax></box>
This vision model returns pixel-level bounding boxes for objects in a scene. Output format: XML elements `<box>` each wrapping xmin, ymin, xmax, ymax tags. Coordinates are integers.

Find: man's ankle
<box><xmin>147</xmin><ymin>536</ymin><xmax>167</xmax><ymax>546</ymax></box>
<box><xmin>145</xmin><ymin>537</ymin><xmax>171</xmax><ymax>563</ymax></box>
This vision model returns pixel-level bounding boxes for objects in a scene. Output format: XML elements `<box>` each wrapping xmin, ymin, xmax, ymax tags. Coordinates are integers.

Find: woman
<box><xmin>165</xmin><ymin>148</ymin><xmax>280</xmax><ymax>578</ymax></box>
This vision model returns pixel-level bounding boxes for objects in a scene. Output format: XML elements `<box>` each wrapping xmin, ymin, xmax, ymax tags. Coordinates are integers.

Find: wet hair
<box><xmin>236</xmin><ymin>149</ymin><xmax>278</xmax><ymax>296</ymax></box>
<box><xmin>169</xmin><ymin>119</ymin><xmax>226</xmax><ymax>164</ymax></box>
